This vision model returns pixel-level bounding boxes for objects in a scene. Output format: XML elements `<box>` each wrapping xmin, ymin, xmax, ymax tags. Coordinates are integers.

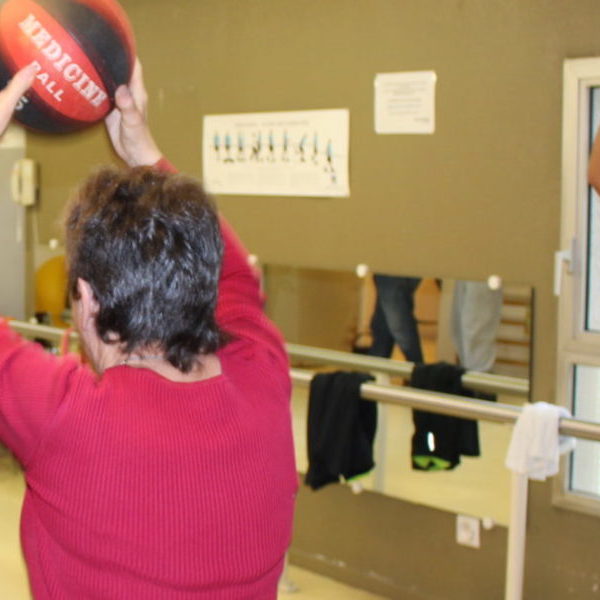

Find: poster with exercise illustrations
<box><xmin>202</xmin><ymin>109</ymin><xmax>349</xmax><ymax>197</ymax></box>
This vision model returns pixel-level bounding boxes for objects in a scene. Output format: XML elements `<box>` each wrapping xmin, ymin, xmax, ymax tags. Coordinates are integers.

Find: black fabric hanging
<box><xmin>410</xmin><ymin>362</ymin><xmax>482</xmax><ymax>471</ymax></box>
<box><xmin>305</xmin><ymin>371</ymin><xmax>377</xmax><ymax>490</ymax></box>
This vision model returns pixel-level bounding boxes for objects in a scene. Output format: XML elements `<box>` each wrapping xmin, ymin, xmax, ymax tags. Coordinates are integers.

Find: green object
<box><xmin>413</xmin><ymin>455</ymin><xmax>452</xmax><ymax>471</ymax></box>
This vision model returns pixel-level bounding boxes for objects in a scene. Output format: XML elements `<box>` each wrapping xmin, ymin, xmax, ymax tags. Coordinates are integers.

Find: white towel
<box><xmin>505</xmin><ymin>402</ymin><xmax>576</xmax><ymax>481</ymax></box>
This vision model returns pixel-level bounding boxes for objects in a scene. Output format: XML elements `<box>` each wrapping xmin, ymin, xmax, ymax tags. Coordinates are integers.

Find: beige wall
<box><xmin>25</xmin><ymin>1</ymin><xmax>600</xmax><ymax>597</ymax></box>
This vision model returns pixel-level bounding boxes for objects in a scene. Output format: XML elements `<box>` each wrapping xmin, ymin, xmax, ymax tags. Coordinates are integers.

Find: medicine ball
<box><xmin>0</xmin><ymin>0</ymin><xmax>136</xmax><ymax>133</ymax></box>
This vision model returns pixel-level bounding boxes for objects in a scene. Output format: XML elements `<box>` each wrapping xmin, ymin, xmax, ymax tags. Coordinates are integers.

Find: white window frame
<box><xmin>555</xmin><ymin>57</ymin><xmax>600</xmax><ymax>515</ymax></box>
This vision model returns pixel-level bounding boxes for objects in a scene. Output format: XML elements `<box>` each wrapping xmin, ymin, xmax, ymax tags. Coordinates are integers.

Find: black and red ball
<box><xmin>0</xmin><ymin>0</ymin><xmax>136</xmax><ymax>133</ymax></box>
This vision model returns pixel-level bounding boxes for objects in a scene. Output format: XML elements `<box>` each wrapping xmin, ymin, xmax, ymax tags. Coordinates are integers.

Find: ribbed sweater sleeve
<box><xmin>215</xmin><ymin>218</ymin><xmax>289</xmax><ymax>374</ymax></box>
<box><xmin>0</xmin><ymin>321</ymin><xmax>80</xmax><ymax>466</ymax></box>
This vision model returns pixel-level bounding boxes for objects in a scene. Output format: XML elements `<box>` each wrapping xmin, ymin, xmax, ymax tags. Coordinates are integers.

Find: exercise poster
<box><xmin>202</xmin><ymin>109</ymin><xmax>350</xmax><ymax>197</ymax></box>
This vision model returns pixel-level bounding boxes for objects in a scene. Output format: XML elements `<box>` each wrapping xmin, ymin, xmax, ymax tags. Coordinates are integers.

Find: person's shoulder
<box><xmin>219</xmin><ymin>337</ymin><xmax>289</xmax><ymax>388</ymax></box>
<box><xmin>219</xmin><ymin>335</ymin><xmax>270</xmax><ymax>367</ymax></box>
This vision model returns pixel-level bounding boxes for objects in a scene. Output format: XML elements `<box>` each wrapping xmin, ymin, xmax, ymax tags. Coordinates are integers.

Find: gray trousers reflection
<box><xmin>452</xmin><ymin>280</ymin><xmax>502</xmax><ymax>373</ymax></box>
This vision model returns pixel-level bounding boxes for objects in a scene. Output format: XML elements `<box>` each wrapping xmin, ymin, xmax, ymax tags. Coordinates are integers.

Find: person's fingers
<box><xmin>128</xmin><ymin>59</ymin><xmax>148</xmax><ymax>116</ymax></box>
<box><xmin>105</xmin><ymin>60</ymin><xmax>161</xmax><ymax>166</ymax></box>
<box><xmin>131</xmin><ymin>58</ymin><xmax>142</xmax><ymax>85</ymax></box>
<box><xmin>104</xmin><ymin>106</ymin><xmax>121</xmax><ymax>142</ymax></box>
<box><xmin>0</xmin><ymin>63</ymin><xmax>36</xmax><ymax>106</ymax></box>
<box><xmin>0</xmin><ymin>63</ymin><xmax>37</xmax><ymax>135</ymax></box>
<box><xmin>114</xmin><ymin>84</ymin><xmax>134</xmax><ymax>111</ymax></box>
<box><xmin>105</xmin><ymin>105</ymin><xmax>119</xmax><ymax>129</ymax></box>
<box><xmin>114</xmin><ymin>84</ymin><xmax>145</xmax><ymax>127</ymax></box>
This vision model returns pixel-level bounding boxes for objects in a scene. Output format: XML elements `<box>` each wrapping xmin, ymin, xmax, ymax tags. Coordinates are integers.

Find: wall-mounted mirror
<box><xmin>263</xmin><ymin>264</ymin><xmax>533</xmax><ymax>524</ymax></box>
<box><xmin>263</xmin><ymin>264</ymin><xmax>533</xmax><ymax>382</ymax></box>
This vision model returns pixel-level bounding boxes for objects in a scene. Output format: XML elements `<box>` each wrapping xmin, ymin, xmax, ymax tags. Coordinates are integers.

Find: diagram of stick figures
<box><xmin>298</xmin><ymin>134</ymin><xmax>307</xmax><ymax>162</ymax></box>
<box><xmin>312</xmin><ymin>132</ymin><xmax>319</xmax><ymax>164</ymax></box>
<box><xmin>213</xmin><ymin>132</ymin><xmax>221</xmax><ymax>161</ymax></box>
<box><xmin>208</xmin><ymin>118</ymin><xmax>343</xmax><ymax>193</ymax></box>
<box><xmin>223</xmin><ymin>132</ymin><xmax>234</xmax><ymax>163</ymax></box>
<box><xmin>237</xmin><ymin>132</ymin><xmax>246</xmax><ymax>161</ymax></box>
<box><xmin>282</xmin><ymin>130</ymin><xmax>290</xmax><ymax>161</ymax></box>
<box><xmin>325</xmin><ymin>139</ymin><xmax>337</xmax><ymax>183</ymax></box>
<box><xmin>268</xmin><ymin>130</ymin><xmax>276</xmax><ymax>162</ymax></box>
<box><xmin>250</xmin><ymin>132</ymin><xmax>262</xmax><ymax>161</ymax></box>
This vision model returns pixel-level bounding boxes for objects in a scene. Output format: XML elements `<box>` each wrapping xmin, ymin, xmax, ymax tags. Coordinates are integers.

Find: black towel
<box><xmin>410</xmin><ymin>362</ymin><xmax>481</xmax><ymax>471</ymax></box>
<box><xmin>305</xmin><ymin>371</ymin><xmax>377</xmax><ymax>490</ymax></box>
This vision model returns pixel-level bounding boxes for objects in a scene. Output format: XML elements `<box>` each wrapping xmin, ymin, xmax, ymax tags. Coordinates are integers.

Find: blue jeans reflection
<box><xmin>368</xmin><ymin>274</ymin><xmax>423</xmax><ymax>363</ymax></box>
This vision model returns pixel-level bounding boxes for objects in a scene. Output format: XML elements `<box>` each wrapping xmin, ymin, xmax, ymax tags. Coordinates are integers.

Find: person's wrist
<box><xmin>129</xmin><ymin>146</ymin><xmax>162</xmax><ymax>167</ymax></box>
<box><xmin>124</xmin><ymin>134</ymin><xmax>162</xmax><ymax>167</ymax></box>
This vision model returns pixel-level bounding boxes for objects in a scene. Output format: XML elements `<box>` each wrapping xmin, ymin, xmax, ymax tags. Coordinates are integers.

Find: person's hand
<box><xmin>105</xmin><ymin>59</ymin><xmax>162</xmax><ymax>167</ymax></box>
<box><xmin>0</xmin><ymin>63</ymin><xmax>37</xmax><ymax>137</ymax></box>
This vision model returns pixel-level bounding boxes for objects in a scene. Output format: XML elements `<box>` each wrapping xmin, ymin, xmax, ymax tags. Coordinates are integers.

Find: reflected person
<box><xmin>369</xmin><ymin>274</ymin><xmax>424</xmax><ymax>363</ymax></box>
<box><xmin>451</xmin><ymin>280</ymin><xmax>502</xmax><ymax>373</ymax></box>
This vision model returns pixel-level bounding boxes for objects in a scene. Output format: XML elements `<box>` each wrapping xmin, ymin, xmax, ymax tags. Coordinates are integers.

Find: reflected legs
<box><xmin>369</xmin><ymin>275</ymin><xmax>424</xmax><ymax>363</ymax></box>
<box><xmin>451</xmin><ymin>280</ymin><xmax>502</xmax><ymax>372</ymax></box>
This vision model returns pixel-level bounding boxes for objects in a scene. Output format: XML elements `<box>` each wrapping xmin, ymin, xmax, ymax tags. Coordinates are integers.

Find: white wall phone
<box><xmin>10</xmin><ymin>157</ymin><xmax>37</xmax><ymax>207</ymax></box>
<box><xmin>0</xmin><ymin>145</ymin><xmax>28</xmax><ymax>320</ymax></box>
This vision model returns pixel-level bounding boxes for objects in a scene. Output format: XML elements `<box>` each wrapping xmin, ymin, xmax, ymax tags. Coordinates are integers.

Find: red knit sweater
<box><xmin>0</xmin><ymin>177</ymin><xmax>297</xmax><ymax>598</ymax></box>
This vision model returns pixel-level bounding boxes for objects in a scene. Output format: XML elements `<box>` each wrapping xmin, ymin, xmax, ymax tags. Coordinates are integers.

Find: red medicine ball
<box><xmin>0</xmin><ymin>0</ymin><xmax>135</xmax><ymax>133</ymax></box>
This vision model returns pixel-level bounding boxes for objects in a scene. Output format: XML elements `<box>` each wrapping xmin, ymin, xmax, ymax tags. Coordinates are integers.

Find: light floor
<box><xmin>0</xmin><ymin>466</ymin><xmax>385</xmax><ymax>600</ymax></box>
<box><xmin>280</xmin><ymin>565</ymin><xmax>385</xmax><ymax>599</ymax></box>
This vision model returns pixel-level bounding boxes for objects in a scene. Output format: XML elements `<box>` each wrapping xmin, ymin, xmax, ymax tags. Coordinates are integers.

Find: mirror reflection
<box><xmin>263</xmin><ymin>265</ymin><xmax>532</xmax><ymax>383</ymax></box>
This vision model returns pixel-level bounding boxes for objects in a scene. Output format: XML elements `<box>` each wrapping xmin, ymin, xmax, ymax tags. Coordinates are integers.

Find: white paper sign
<box><xmin>374</xmin><ymin>71</ymin><xmax>437</xmax><ymax>134</ymax></box>
<box><xmin>202</xmin><ymin>109</ymin><xmax>349</xmax><ymax>197</ymax></box>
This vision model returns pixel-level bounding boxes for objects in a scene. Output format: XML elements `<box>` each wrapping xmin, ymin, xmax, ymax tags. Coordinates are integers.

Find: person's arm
<box><xmin>589</xmin><ymin>128</ymin><xmax>600</xmax><ymax>194</ymax></box>
<box><xmin>0</xmin><ymin>321</ymin><xmax>81</xmax><ymax>466</ymax></box>
<box><xmin>214</xmin><ymin>219</ymin><xmax>288</xmax><ymax>368</ymax></box>
<box><xmin>0</xmin><ymin>65</ymin><xmax>85</xmax><ymax>466</ymax></box>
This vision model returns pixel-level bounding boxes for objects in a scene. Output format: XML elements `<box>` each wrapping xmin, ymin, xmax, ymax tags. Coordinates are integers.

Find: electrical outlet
<box><xmin>456</xmin><ymin>514</ymin><xmax>480</xmax><ymax>548</ymax></box>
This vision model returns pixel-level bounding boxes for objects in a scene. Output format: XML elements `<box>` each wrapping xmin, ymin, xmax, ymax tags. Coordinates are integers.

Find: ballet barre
<box><xmin>9</xmin><ymin>322</ymin><xmax>529</xmax><ymax>397</ymax></box>
<box><xmin>287</xmin><ymin>342</ymin><xmax>529</xmax><ymax>397</ymax></box>
<box><xmin>291</xmin><ymin>367</ymin><xmax>600</xmax><ymax>600</ymax></box>
<box><xmin>9</xmin><ymin>319</ymin><xmax>69</xmax><ymax>343</ymax></box>
<box><xmin>291</xmin><ymin>367</ymin><xmax>597</xmax><ymax>440</ymax></box>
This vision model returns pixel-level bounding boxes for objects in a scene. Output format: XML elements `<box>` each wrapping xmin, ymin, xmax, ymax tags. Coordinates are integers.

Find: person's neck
<box><xmin>121</xmin><ymin>353</ymin><xmax>164</xmax><ymax>365</ymax></box>
<box><xmin>117</xmin><ymin>351</ymin><xmax>222</xmax><ymax>383</ymax></box>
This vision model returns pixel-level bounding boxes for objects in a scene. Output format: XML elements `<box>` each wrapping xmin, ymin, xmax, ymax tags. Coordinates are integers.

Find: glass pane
<box><xmin>586</xmin><ymin>87</ymin><xmax>600</xmax><ymax>332</ymax></box>
<box><xmin>570</xmin><ymin>364</ymin><xmax>600</xmax><ymax>496</ymax></box>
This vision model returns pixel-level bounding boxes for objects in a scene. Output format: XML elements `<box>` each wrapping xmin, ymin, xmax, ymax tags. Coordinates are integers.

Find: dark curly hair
<box><xmin>65</xmin><ymin>166</ymin><xmax>226</xmax><ymax>373</ymax></box>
